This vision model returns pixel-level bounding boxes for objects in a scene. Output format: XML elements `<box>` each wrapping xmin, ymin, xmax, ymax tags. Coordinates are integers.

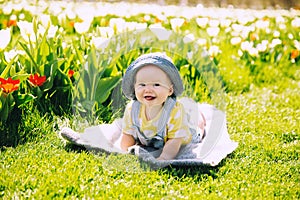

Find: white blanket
<box><xmin>70</xmin><ymin>102</ymin><xmax>238</xmax><ymax>169</ymax></box>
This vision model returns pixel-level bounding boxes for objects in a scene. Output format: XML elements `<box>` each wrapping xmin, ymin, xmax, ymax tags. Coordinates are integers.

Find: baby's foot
<box><xmin>198</xmin><ymin>111</ymin><xmax>207</xmax><ymax>142</ymax></box>
<box><xmin>60</xmin><ymin>127</ymin><xmax>80</xmax><ymax>143</ymax></box>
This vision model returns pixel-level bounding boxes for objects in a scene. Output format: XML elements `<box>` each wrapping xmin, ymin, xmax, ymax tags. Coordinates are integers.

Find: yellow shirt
<box><xmin>122</xmin><ymin>101</ymin><xmax>192</xmax><ymax>145</ymax></box>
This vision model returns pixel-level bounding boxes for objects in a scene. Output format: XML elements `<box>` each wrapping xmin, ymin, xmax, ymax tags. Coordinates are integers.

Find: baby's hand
<box><xmin>156</xmin><ymin>156</ymin><xmax>167</xmax><ymax>161</ymax></box>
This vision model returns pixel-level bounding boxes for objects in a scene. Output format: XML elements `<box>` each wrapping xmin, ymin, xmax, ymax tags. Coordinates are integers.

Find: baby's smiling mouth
<box><xmin>144</xmin><ymin>96</ymin><xmax>156</xmax><ymax>100</ymax></box>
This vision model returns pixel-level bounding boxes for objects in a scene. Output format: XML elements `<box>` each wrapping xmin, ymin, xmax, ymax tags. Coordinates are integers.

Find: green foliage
<box><xmin>1</xmin><ymin>0</ymin><xmax>299</xmax><ymax>122</ymax></box>
<box><xmin>73</xmin><ymin>47</ymin><xmax>122</xmax><ymax>122</ymax></box>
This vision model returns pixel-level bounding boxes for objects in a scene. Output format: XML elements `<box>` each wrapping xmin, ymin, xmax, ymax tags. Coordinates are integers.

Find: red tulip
<box><xmin>250</xmin><ymin>33</ymin><xmax>257</xmax><ymax>41</ymax></box>
<box><xmin>291</xmin><ymin>49</ymin><xmax>299</xmax><ymax>59</ymax></box>
<box><xmin>68</xmin><ymin>69</ymin><xmax>74</xmax><ymax>78</ymax></box>
<box><xmin>0</xmin><ymin>77</ymin><xmax>20</xmax><ymax>93</ymax></box>
<box><xmin>69</xmin><ymin>21</ymin><xmax>75</xmax><ymax>27</ymax></box>
<box><xmin>28</xmin><ymin>73</ymin><xmax>46</xmax><ymax>87</ymax></box>
<box><xmin>7</xmin><ymin>19</ymin><xmax>17</xmax><ymax>27</ymax></box>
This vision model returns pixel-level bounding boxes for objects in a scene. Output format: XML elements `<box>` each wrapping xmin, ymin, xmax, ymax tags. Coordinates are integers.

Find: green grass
<box><xmin>0</xmin><ymin>80</ymin><xmax>299</xmax><ymax>199</ymax></box>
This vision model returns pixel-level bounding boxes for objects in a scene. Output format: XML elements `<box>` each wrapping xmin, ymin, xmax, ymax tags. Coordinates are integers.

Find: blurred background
<box><xmin>89</xmin><ymin>0</ymin><xmax>300</xmax><ymax>9</ymax></box>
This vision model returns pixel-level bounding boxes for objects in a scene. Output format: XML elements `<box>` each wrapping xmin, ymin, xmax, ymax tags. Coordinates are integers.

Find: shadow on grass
<box><xmin>64</xmin><ymin>142</ymin><xmax>232</xmax><ymax>180</ymax></box>
<box><xmin>0</xmin><ymin>108</ymin><xmax>23</xmax><ymax>150</ymax></box>
<box><xmin>64</xmin><ymin>143</ymin><xmax>87</xmax><ymax>153</ymax></box>
<box><xmin>161</xmin><ymin>156</ymin><xmax>230</xmax><ymax>180</ymax></box>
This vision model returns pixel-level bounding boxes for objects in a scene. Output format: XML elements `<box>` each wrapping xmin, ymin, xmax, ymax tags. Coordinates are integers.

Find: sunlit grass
<box><xmin>1</xmin><ymin>79</ymin><xmax>299</xmax><ymax>199</ymax></box>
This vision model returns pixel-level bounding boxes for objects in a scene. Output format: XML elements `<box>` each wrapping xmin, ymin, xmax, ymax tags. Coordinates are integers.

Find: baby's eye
<box><xmin>153</xmin><ymin>83</ymin><xmax>161</xmax><ymax>87</ymax></box>
<box><xmin>138</xmin><ymin>83</ymin><xmax>146</xmax><ymax>87</ymax></box>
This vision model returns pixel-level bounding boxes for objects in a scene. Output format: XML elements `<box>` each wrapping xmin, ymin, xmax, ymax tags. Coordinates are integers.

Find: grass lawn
<box><xmin>0</xmin><ymin>81</ymin><xmax>299</xmax><ymax>199</ymax></box>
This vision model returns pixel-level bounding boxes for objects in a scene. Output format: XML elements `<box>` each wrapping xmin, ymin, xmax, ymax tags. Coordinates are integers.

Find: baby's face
<box><xmin>134</xmin><ymin>65</ymin><xmax>173</xmax><ymax>108</ymax></box>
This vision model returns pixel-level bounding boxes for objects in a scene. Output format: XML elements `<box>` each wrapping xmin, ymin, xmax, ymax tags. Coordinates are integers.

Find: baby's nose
<box><xmin>144</xmin><ymin>84</ymin><xmax>156</xmax><ymax>91</ymax></box>
<box><xmin>144</xmin><ymin>85</ymin><xmax>153</xmax><ymax>90</ymax></box>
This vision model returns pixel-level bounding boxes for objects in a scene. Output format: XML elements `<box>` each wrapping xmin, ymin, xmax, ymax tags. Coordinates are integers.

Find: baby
<box><xmin>120</xmin><ymin>52</ymin><xmax>205</xmax><ymax>160</ymax></box>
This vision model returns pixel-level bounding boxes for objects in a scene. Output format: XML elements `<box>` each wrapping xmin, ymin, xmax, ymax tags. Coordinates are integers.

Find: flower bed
<box><xmin>0</xmin><ymin>0</ymin><xmax>299</xmax><ymax>123</ymax></box>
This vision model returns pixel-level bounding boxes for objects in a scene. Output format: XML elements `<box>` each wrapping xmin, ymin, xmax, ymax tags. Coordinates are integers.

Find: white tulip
<box><xmin>19</xmin><ymin>13</ymin><xmax>25</xmax><ymax>20</ymax></box>
<box><xmin>248</xmin><ymin>47</ymin><xmax>258</xmax><ymax>57</ymax></box>
<box><xmin>0</xmin><ymin>28</ymin><xmax>11</xmax><ymax>51</ymax></box>
<box><xmin>183</xmin><ymin>33</ymin><xmax>195</xmax><ymax>43</ymax></box>
<box><xmin>125</xmin><ymin>22</ymin><xmax>147</xmax><ymax>32</ymax></box>
<box><xmin>279</xmin><ymin>24</ymin><xmax>286</xmax><ymax>30</ymax></box>
<box><xmin>187</xmin><ymin>51</ymin><xmax>193</xmax><ymax>60</ymax></box>
<box><xmin>255</xmin><ymin>19</ymin><xmax>269</xmax><ymax>29</ymax></box>
<box><xmin>291</xmin><ymin>17</ymin><xmax>300</xmax><ymax>28</ymax></box>
<box><xmin>241</xmin><ymin>41</ymin><xmax>253</xmax><ymax>51</ymax></box>
<box><xmin>196</xmin><ymin>17</ymin><xmax>209</xmax><ymax>28</ymax></box>
<box><xmin>293</xmin><ymin>40</ymin><xmax>300</xmax><ymax>50</ymax></box>
<box><xmin>269</xmin><ymin>38</ymin><xmax>282</xmax><ymax>48</ymax></box>
<box><xmin>238</xmin><ymin>49</ymin><xmax>243</xmax><ymax>57</ymax></box>
<box><xmin>273</xmin><ymin>31</ymin><xmax>280</xmax><ymax>38</ymax></box>
<box><xmin>206</xmin><ymin>27</ymin><xmax>220</xmax><ymax>37</ymax></box>
<box><xmin>208</xmin><ymin>45</ymin><xmax>220</xmax><ymax>57</ymax></box>
<box><xmin>238</xmin><ymin>15</ymin><xmax>255</xmax><ymax>25</ymax></box>
<box><xmin>149</xmin><ymin>25</ymin><xmax>172</xmax><ymax>41</ymax></box>
<box><xmin>220</xmin><ymin>19</ymin><xmax>231</xmax><ymax>28</ymax></box>
<box><xmin>66</xmin><ymin>8</ymin><xmax>76</xmax><ymax>19</ymax></box>
<box><xmin>39</xmin><ymin>14</ymin><xmax>51</xmax><ymax>28</ymax></box>
<box><xmin>18</xmin><ymin>20</ymin><xmax>35</xmax><ymax>42</ymax></box>
<box><xmin>98</xmin><ymin>27</ymin><xmax>114</xmax><ymax>38</ymax></box>
<box><xmin>231</xmin><ymin>24</ymin><xmax>243</xmax><ymax>33</ymax></box>
<box><xmin>74</xmin><ymin>21</ymin><xmax>91</xmax><ymax>34</ymax></box>
<box><xmin>4</xmin><ymin>49</ymin><xmax>25</xmax><ymax>62</ymax></box>
<box><xmin>168</xmin><ymin>42</ymin><xmax>177</xmax><ymax>49</ymax></box>
<box><xmin>257</xmin><ymin>42</ymin><xmax>268</xmax><ymax>52</ymax></box>
<box><xmin>209</xmin><ymin>19</ymin><xmax>219</xmax><ymax>27</ymax></box>
<box><xmin>275</xmin><ymin>16</ymin><xmax>285</xmax><ymax>24</ymax></box>
<box><xmin>10</xmin><ymin>14</ymin><xmax>17</xmax><ymax>21</ymax></box>
<box><xmin>38</xmin><ymin>24</ymin><xmax>58</xmax><ymax>38</ymax></box>
<box><xmin>48</xmin><ymin>25</ymin><xmax>58</xmax><ymax>38</ymax></box>
<box><xmin>230</xmin><ymin>37</ymin><xmax>241</xmax><ymax>45</ymax></box>
<box><xmin>109</xmin><ymin>18</ymin><xmax>126</xmax><ymax>33</ymax></box>
<box><xmin>144</xmin><ymin>15</ymin><xmax>151</xmax><ymax>21</ymax></box>
<box><xmin>197</xmin><ymin>38</ymin><xmax>207</xmax><ymax>46</ymax></box>
<box><xmin>140</xmin><ymin>36</ymin><xmax>152</xmax><ymax>44</ymax></box>
<box><xmin>48</xmin><ymin>3</ymin><xmax>63</xmax><ymax>17</ymax></box>
<box><xmin>91</xmin><ymin>36</ymin><xmax>109</xmax><ymax>50</ymax></box>
<box><xmin>2</xmin><ymin>2</ymin><xmax>13</xmax><ymax>15</ymax></box>
<box><xmin>170</xmin><ymin>18</ymin><xmax>185</xmax><ymax>31</ymax></box>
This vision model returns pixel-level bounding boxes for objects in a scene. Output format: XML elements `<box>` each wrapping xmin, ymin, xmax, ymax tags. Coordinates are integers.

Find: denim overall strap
<box><xmin>131</xmin><ymin>97</ymin><xmax>176</xmax><ymax>148</ymax></box>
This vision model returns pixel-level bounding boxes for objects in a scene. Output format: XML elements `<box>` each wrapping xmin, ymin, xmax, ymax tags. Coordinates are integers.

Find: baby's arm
<box><xmin>120</xmin><ymin>133</ymin><xmax>136</xmax><ymax>151</ymax></box>
<box><xmin>157</xmin><ymin>138</ymin><xmax>183</xmax><ymax>160</ymax></box>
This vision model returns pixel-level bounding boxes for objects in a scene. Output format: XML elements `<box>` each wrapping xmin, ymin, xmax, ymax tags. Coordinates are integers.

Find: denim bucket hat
<box><xmin>122</xmin><ymin>52</ymin><xmax>184</xmax><ymax>99</ymax></box>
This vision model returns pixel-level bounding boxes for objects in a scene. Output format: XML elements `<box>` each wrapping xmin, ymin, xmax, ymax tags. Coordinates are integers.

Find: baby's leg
<box><xmin>197</xmin><ymin>103</ymin><xmax>217</xmax><ymax>142</ymax></box>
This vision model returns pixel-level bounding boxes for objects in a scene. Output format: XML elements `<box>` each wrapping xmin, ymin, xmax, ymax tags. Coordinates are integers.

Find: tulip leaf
<box><xmin>95</xmin><ymin>75</ymin><xmax>121</xmax><ymax>104</ymax></box>
<box><xmin>82</xmin><ymin>100</ymin><xmax>96</xmax><ymax>112</ymax></box>
<box><xmin>16</xmin><ymin>94</ymin><xmax>36</xmax><ymax>107</ymax></box>
<box><xmin>40</xmin><ymin>37</ymin><xmax>50</xmax><ymax>56</ymax></box>
<box><xmin>0</xmin><ymin>93</ymin><xmax>14</xmax><ymax>122</ymax></box>
<box><xmin>0</xmin><ymin>58</ymin><xmax>15</xmax><ymax>77</ymax></box>
<box><xmin>19</xmin><ymin>42</ymin><xmax>38</xmax><ymax>69</ymax></box>
<box><xmin>0</xmin><ymin>101</ymin><xmax>9</xmax><ymax>121</ymax></box>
